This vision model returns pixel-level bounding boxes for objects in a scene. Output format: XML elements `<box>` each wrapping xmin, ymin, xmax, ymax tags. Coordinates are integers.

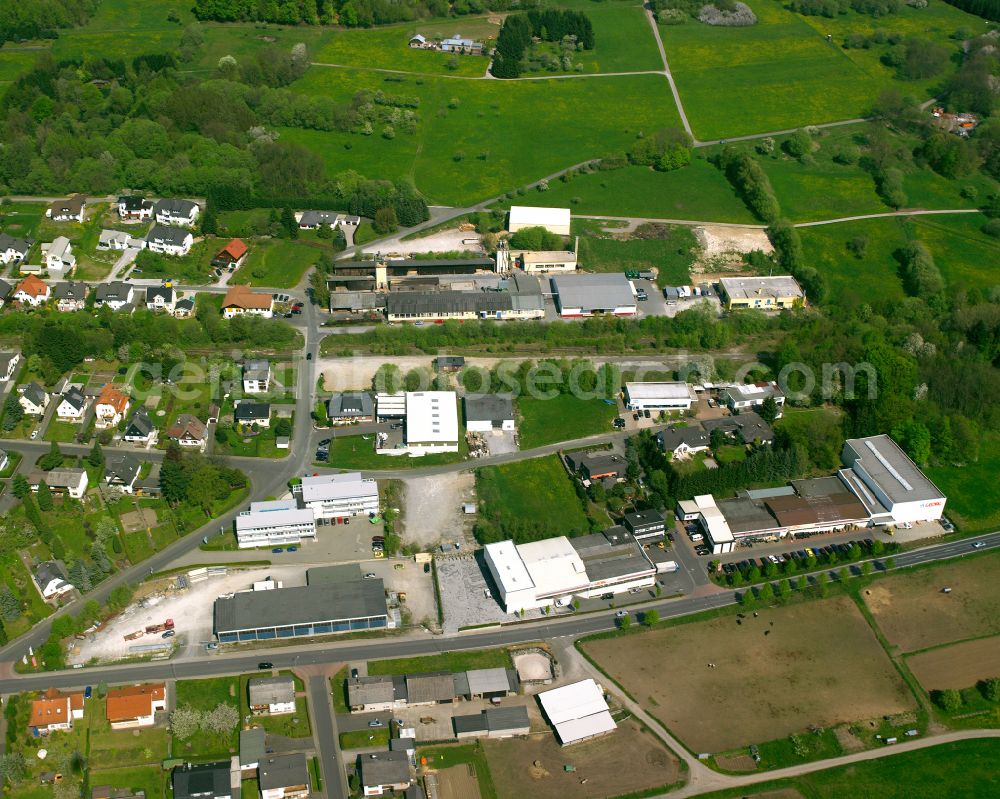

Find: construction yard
<box><xmin>483</xmin><ymin>719</ymin><xmax>680</xmax><ymax>799</ymax></box>
<box><xmin>582</xmin><ymin>596</ymin><xmax>914</xmax><ymax>753</ymax></box>
<box><xmin>862</xmin><ymin>552</ymin><xmax>1000</xmax><ymax>654</ymax></box>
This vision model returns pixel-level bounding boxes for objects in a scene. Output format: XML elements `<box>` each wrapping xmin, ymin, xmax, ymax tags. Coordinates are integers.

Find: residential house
<box><xmin>173</xmin><ymin>297</ymin><xmax>196</xmax><ymax>318</ymax></box>
<box><xmin>29</xmin><ymin>688</ymin><xmax>84</xmax><ymax>735</ymax></box>
<box><xmin>212</xmin><ymin>238</ymin><xmax>248</xmax><ymax>268</ymax></box>
<box><xmin>259</xmin><ymin>754</ymin><xmax>309</xmax><ymax>799</ymax></box>
<box><xmin>53</xmin><ymin>281</ymin><xmax>89</xmax><ymax>311</ymax></box>
<box><xmin>656</xmin><ymin>425</ymin><xmax>711</xmax><ymax>460</ymax></box>
<box><xmin>94</xmin><ymin>385</ymin><xmax>130</xmax><ymax>429</ymax></box>
<box><xmin>566</xmin><ymin>450</ymin><xmax>626</xmax><ymax>483</ymax></box>
<box><xmin>117</xmin><ymin>195</ymin><xmax>154</xmax><ymax>222</ymax></box>
<box><xmin>97</xmin><ymin>230</ymin><xmax>145</xmax><ymax>252</ymax></box>
<box><xmin>721</xmin><ymin>381</ymin><xmax>785</xmax><ymax>418</ymax></box>
<box><xmin>701</xmin><ymin>412</ymin><xmax>774</xmax><ymax>445</ymax></box>
<box><xmin>408</xmin><ymin>34</ymin><xmax>427</xmax><ymax>47</ymax></box>
<box><xmin>31</xmin><ymin>468</ymin><xmax>89</xmax><ymax>499</ymax></box>
<box><xmin>346</xmin><ymin>676</ymin><xmax>397</xmax><ymax>713</ymax></box>
<box><xmin>171</xmin><ymin>763</ymin><xmax>231</xmax><ymax>799</ymax></box>
<box><xmin>105</xmin><ymin>452</ymin><xmax>142</xmax><ymax>494</ymax></box>
<box><xmin>46</xmin><ymin>194</ymin><xmax>86</xmax><ymax>223</ymax></box>
<box><xmin>222</xmin><ymin>285</ymin><xmax>274</xmax><ymax>319</ymax></box>
<box><xmin>33</xmin><ymin>561</ymin><xmax>75</xmax><ymax>601</ymax></box>
<box><xmin>145</xmin><ymin>285</ymin><xmax>176</xmax><ymax>312</ymax></box>
<box><xmin>42</xmin><ymin>236</ymin><xmax>77</xmax><ymax>277</ymax></box>
<box><xmin>13</xmin><ymin>275</ymin><xmax>50</xmax><ymax>306</ymax></box>
<box><xmin>167</xmin><ymin>413</ymin><xmax>208</xmax><ymax>449</ymax></box>
<box><xmin>243</xmin><ymin>359</ymin><xmax>271</xmax><ymax>393</ymax></box>
<box><xmin>0</xmin><ymin>233</ymin><xmax>32</xmax><ymax>266</ymax></box>
<box><xmin>123</xmin><ymin>407</ymin><xmax>157</xmax><ymax>446</ymax></box>
<box><xmin>239</xmin><ymin>727</ymin><xmax>266</xmax><ymax>772</ymax></box>
<box><xmin>433</xmin><ymin>356</ymin><xmax>465</xmax><ymax>373</ymax></box>
<box><xmin>19</xmin><ymin>381</ymin><xmax>49</xmax><ymax>416</ymax></box>
<box><xmin>0</xmin><ymin>351</ymin><xmax>20</xmax><ymax>381</ymax></box>
<box><xmin>94</xmin><ymin>281</ymin><xmax>135</xmax><ymax>312</ymax></box>
<box><xmin>357</xmin><ymin>751</ymin><xmax>412</xmax><ymax>797</ymax></box>
<box><xmin>0</xmin><ymin>278</ymin><xmax>11</xmax><ymax>308</ymax></box>
<box><xmin>248</xmin><ymin>676</ymin><xmax>296</xmax><ymax>716</ymax></box>
<box><xmin>234</xmin><ymin>401</ymin><xmax>270</xmax><ymax>428</ymax></box>
<box><xmin>153</xmin><ymin>198</ymin><xmax>200</xmax><ymax>227</ymax></box>
<box><xmin>146</xmin><ymin>225</ymin><xmax>193</xmax><ymax>257</ymax></box>
<box><xmin>56</xmin><ymin>385</ymin><xmax>89</xmax><ymax>422</ymax></box>
<box><xmin>106</xmin><ymin>683</ymin><xmax>167</xmax><ymax>730</ymax></box>
<box><xmin>297</xmin><ymin>210</ymin><xmax>340</xmax><ymax>229</ymax></box>
<box><xmin>326</xmin><ymin>392</ymin><xmax>374</xmax><ymax>424</ymax></box>
<box><xmin>440</xmin><ymin>36</ymin><xmax>483</xmax><ymax>53</ymax></box>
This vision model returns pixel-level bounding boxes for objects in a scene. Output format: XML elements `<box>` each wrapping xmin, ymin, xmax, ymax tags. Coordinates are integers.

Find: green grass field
<box><xmin>231</xmin><ymin>239</ymin><xmax>322</xmax><ymax>289</ymax></box>
<box><xmin>476</xmin><ymin>454</ymin><xmax>590</xmax><ymax>538</ymax></box>
<box><xmin>174</xmin><ymin>676</ymin><xmax>241</xmax><ymax>758</ymax></box>
<box><xmin>517</xmin><ymin>394</ymin><xmax>617</xmax><ymax>449</ymax></box>
<box><xmin>906</xmin><ymin>214</ymin><xmax>1000</xmax><ymax>290</ymax></box>
<box><xmin>290</xmin><ymin>68</ymin><xmax>681</xmax><ymax>205</ymax></box>
<box><xmin>579</xmin><ymin>227</ymin><xmax>698</xmax><ymax>286</ymax></box>
<box><xmin>660</xmin><ymin>0</ymin><xmax>978</xmax><ymax>140</ymax></box>
<box><xmin>926</xmin><ymin>432</ymin><xmax>1000</xmax><ymax>534</ymax></box>
<box><xmin>498</xmin><ymin>159</ymin><xmax>756</xmax><ymax>222</ymax></box>
<box><xmin>368</xmin><ymin>647</ymin><xmax>513</xmax><ymax>676</ymax></box>
<box><xmin>323</xmin><ymin>433</ymin><xmax>468</xmax><ymax>469</ymax></box>
<box><xmin>340</xmin><ymin>728</ymin><xmax>390</xmax><ymax>749</ymax></box>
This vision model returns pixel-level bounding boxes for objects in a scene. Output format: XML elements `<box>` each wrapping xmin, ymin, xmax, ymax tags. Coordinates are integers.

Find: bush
<box><xmin>698</xmin><ymin>1</ymin><xmax>758</xmax><ymax>24</ymax></box>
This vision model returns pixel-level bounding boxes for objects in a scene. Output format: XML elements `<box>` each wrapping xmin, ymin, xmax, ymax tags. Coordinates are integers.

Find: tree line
<box><xmin>193</xmin><ymin>0</ymin><xmax>534</xmax><ymax>27</ymax></box>
<box><xmin>492</xmin><ymin>9</ymin><xmax>594</xmax><ymax>78</ymax></box>
<box><xmin>940</xmin><ymin>0</ymin><xmax>1000</xmax><ymax>21</ymax></box>
<box><xmin>0</xmin><ymin>0</ymin><xmax>97</xmax><ymax>44</ymax></box>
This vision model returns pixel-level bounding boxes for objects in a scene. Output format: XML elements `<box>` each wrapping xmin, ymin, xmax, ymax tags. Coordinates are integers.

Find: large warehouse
<box><xmin>376</xmin><ymin>391</ymin><xmax>460</xmax><ymax>457</ymax></box>
<box><xmin>538</xmin><ymin>679</ymin><xmax>617</xmax><ymax>746</ymax></box>
<box><xmin>552</xmin><ymin>273</ymin><xmax>637</xmax><ymax>317</ymax></box>
<box><xmin>483</xmin><ymin>530</ymin><xmax>656</xmax><ymax>613</ymax></box>
<box><xmin>508</xmin><ymin>205</ymin><xmax>572</xmax><ymax>236</ymax></box>
<box><xmin>624</xmin><ymin>381</ymin><xmax>697</xmax><ymax>412</ymax></box>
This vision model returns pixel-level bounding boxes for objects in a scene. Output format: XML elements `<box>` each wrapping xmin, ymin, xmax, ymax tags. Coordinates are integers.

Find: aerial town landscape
<box><xmin>0</xmin><ymin>0</ymin><xmax>999</xmax><ymax>797</ymax></box>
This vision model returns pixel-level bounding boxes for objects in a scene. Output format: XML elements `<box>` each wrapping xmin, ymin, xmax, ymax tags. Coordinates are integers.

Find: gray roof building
<box><xmin>464</xmin><ymin>394</ymin><xmax>515</xmax><ymax>425</ymax></box>
<box><xmin>34</xmin><ymin>561</ymin><xmax>68</xmax><ymax>592</ymax></box>
<box><xmin>552</xmin><ymin>273</ymin><xmax>636</xmax><ymax>315</ymax></box>
<box><xmin>0</xmin><ymin>279</ymin><xmax>12</xmax><ymax>299</ymax></box>
<box><xmin>145</xmin><ymin>285</ymin><xmax>174</xmax><ymax>304</ymax></box>
<box><xmin>244</xmin><ymin>358</ymin><xmax>270</xmax><ymax>382</ymax></box>
<box><xmin>327</xmin><ymin>392</ymin><xmax>374</xmax><ymax>419</ymax></box>
<box><xmin>106</xmin><ymin>452</ymin><xmax>141</xmax><ymax>488</ymax></box>
<box><xmin>172</xmin><ymin>763</ymin><xmax>230</xmax><ymax>799</ymax></box>
<box><xmin>94</xmin><ymin>281</ymin><xmax>134</xmax><ymax>306</ymax></box>
<box><xmin>434</xmin><ymin>356</ymin><xmax>465</xmax><ymax>371</ymax></box>
<box><xmin>357</xmin><ymin>751</ymin><xmax>411</xmax><ymax>792</ymax></box>
<box><xmin>657</xmin><ymin>425</ymin><xmax>710</xmax><ymax>454</ymax></box>
<box><xmin>566</xmin><ymin>450</ymin><xmax>626</xmax><ymax>480</ymax></box>
<box><xmin>248</xmin><ymin>676</ymin><xmax>295</xmax><ymax>708</ymax></box>
<box><xmin>234</xmin><ymin>402</ymin><xmax>270</xmax><ymax>423</ymax></box>
<box><xmin>239</xmin><ymin>727</ymin><xmax>266</xmax><ymax>769</ymax></box>
<box><xmin>21</xmin><ymin>381</ymin><xmax>47</xmax><ymax>408</ymax></box>
<box><xmin>701</xmin><ymin>412</ymin><xmax>773</xmax><ymax>444</ymax></box>
<box><xmin>570</xmin><ymin>527</ymin><xmax>656</xmax><ymax>585</ymax></box>
<box><xmin>347</xmin><ymin>676</ymin><xmax>396</xmax><ymax>709</ymax></box>
<box><xmin>53</xmin><ymin>280</ymin><xmax>88</xmax><ymax>303</ymax></box>
<box><xmin>842</xmin><ymin>434</ymin><xmax>946</xmax><ymax>507</ymax></box>
<box><xmin>258</xmin><ymin>754</ymin><xmax>309</xmax><ymax>793</ymax></box>
<box><xmin>154</xmin><ymin>198</ymin><xmax>199</xmax><ymax>218</ymax></box>
<box><xmin>404</xmin><ymin>672</ymin><xmax>456</xmax><ymax>705</ymax></box>
<box><xmin>299</xmin><ymin>210</ymin><xmax>340</xmax><ymax>227</ymax></box>
<box><xmin>124</xmin><ymin>406</ymin><xmax>154</xmax><ymax>438</ymax></box>
<box><xmin>386</xmin><ymin>290</ymin><xmax>514</xmax><ymax>318</ymax></box>
<box><xmin>0</xmin><ymin>233</ymin><xmax>33</xmax><ymax>260</ymax></box>
<box><xmin>148</xmin><ymin>224</ymin><xmax>190</xmax><ymax>248</ymax></box>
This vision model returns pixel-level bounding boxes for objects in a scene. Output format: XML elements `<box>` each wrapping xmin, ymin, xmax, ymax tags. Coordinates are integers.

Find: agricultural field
<box><xmin>926</xmin><ymin>432</ymin><xmax>1000</xmax><ymax>534</ymax></box>
<box><xmin>863</xmin><ymin>550</ymin><xmax>1000</xmax><ymax>654</ymax></box>
<box><xmin>484</xmin><ymin>718</ymin><xmax>681</xmax><ymax>799</ymax></box>
<box><xmin>290</xmin><ymin>67</ymin><xmax>681</xmax><ymax>205</ymax></box>
<box><xmin>231</xmin><ymin>239</ymin><xmax>323</xmax><ymax>289</ymax></box>
<box><xmin>660</xmin><ymin>0</ymin><xmax>980</xmax><ymax>140</ymax></box>
<box><xmin>517</xmin><ymin>394</ymin><xmax>617</xmax><ymax>449</ymax></box>
<box><xmin>582</xmin><ymin>596</ymin><xmax>914</xmax><ymax>752</ymax></box>
<box><xmin>476</xmin><ymin>455</ymin><xmax>591</xmax><ymax>539</ymax></box>
<box><xmin>907</xmin><ymin>636</ymin><xmax>1000</xmax><ymax>692</ymax></box>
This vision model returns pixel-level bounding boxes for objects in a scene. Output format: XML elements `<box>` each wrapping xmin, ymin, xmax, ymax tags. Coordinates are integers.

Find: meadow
<box><xmin>517</xmin><ymin>394</ymin><xmax>617</xmax><ymax>448</ymax></box>
<box><xmin>660</xmin><ymin>0</ymin><xmax>980</xmax><ymax>140</ymax></box>
<box><xmin>578</xmin><ymin>226</ymin><xmax>699</xmax><ymax>286</ymax></box>
<box><xmin>231</xmin><ymin>238</ymin><xmax>322</xmax><ymax>289</ymax></box>
<box><xmin>926</xmin><ymin>432</ymin><xmax>1000</xmax><ymax>534</ymax></box>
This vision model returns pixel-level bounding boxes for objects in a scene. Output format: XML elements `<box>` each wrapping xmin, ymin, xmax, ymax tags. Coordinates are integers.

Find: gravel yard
<box><xmin>365</xmin><ymin>228</ymin><xmax>484</xmax><ymax>256</ymax></box>
<box><xmin>402</xmin><ymin>472</ymin><xmax>476</xmax><ymax>550</ymax></box>
<box><xmin>435</xmin><ymin>554</ymin><xmax>546</xmax><ymax>633</ymax></box>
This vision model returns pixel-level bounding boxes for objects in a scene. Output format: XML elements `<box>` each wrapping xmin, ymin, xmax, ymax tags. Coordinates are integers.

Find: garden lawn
<box><xmin>290</xmin><ymin>68</ymin><xmax>681</xmax><ymax>205</ymax></box>
<box><xmin>477</xmin><ymin>454</ymin><xmax>590</xmax><ymax>539</ymax></box>
<box><xmin>368</xmin><ymin>647</ymin><xmax>513</xmax><ymax>676</ymax></box>
<box><xmin>174</xmin><ymin>676</ymin><xmax>241</xmax><ymax>758</ymax></box>
<box><xmin>231</xmin><ymin>239</ymin><xmax>323</xmax><ymax>289</ymax></box>
<box><xmin>214</xmin><ymin>422</ymin><xmax>290</xmax><ymax>458</ymax></box>
<box><xmin>44</xmin><ymin>420</ymin><xmax>86</xmax><ymax>443</ymax></box>
<box><xmin>323</xmin><ymin>433</ymin><xmax>468</xmax><ymax>469</ymax></box>
<box><xmin>339</xmin><ymin>728</ymin><xmax>390</xmax><ymax>749</ymax></box>
<box><xmin>238</xmin><ymin>672</ymin><xmax>312</xmax><ymax>738</ymax></box>
<box><xmin>87</xmin><ymin>767</ymin><xmax>165</xmax><ymax>799</ymax></box>
<box><xmin>660</xmin><ymin>0</ymin><xmax>976</xmax><ymax>140</ymax></box>
<box><xmin>517</xmin><ymin>394</ymin><xmax>616</xmax><ymax>449</ymax></box>
<box><xmin>926</xmin><ymin>432</ymin><xmax>1000</xmax><ymax>534</ymax></box>
<box><xmin>579</xmin><ymin>228</ymin><xmax>698</xmax><ymax>287</ymax></box>
<box><xmin>418</xmin><ymin>744</ymin><xmax>498</xmax><ymax>799</ymax></box>
<box><xmin>0</xmin><ymin>201</ymin><xmax>47</xmax><ymax>238</ymax></box>
<box><xmin>499</xmin><ymin>159</ymin><xmax>755</xmax><ymax>222</ymax></box>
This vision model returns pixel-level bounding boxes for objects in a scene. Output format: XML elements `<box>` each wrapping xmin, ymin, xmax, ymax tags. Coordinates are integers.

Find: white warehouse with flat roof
<box><xmin>624</xmin><ymin>382</ymin><xmax>697</xmax><ymax>412</ymax></box>
<box><xmin>236</xmin><ymin>500</ymin><xmax>317</xmax><ymax>549</ymax></box>
<box><xmin>538</xmin><ymin>679</ymin><xmax>617</xmax><ymax>746</ymax></box>
<box><xmin>404</xmin><ymin>391</ymin><xmax>459</xmax><ymax>456</ymax></box>
<box><xmin>297</xmin><ymin>473</ymin><xmax>380</xmax><ymax>520</ymax></box>
<box><xmin>508</xmin><ymin>205</ymin><xmax>571</xmax><ymax>236</ymax></box>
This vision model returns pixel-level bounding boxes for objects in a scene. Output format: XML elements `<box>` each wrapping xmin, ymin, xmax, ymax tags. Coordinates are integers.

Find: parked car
<box><xmin>162</xmin><ymin>630</ymin><xmax>175</xmax><ymax>638</ymax></box>
<box><xmin>368</xmin><ymin>720</ymin><xmax>384</xmax><ymax>728</ymax></box>
<box><xmin>206</xmin><ymin>643</ymin><xmax>219</xmax><ymax>650</ymax></box>
<box><xmin>350</xmin><ymin>668</ymin><xmax>359</xmax><ymax>679</ymax></box>
<box><xmin>287</xmin><ymin>546</ymin><xmax>297</xmax><ymax>552</ymax></box>
<box><xmin>84</xmin><ymin>686</ymin><xmax>93</xmax><ymax>700</ymax></box>
<box><xmin>363</xmin><ymin>572</ymin><xmax>376</xmax><ymax>579</ymax></box>
<box><xmin>615</xmin><ymin>610</ymin><xmax>629</xmax><ymax>618</ymax></box>
<box><xmin>271</xmin><ymin>547</ymin><xmax>284</xmax><ymax>554</ymax></box>
<box><xmin>423</xmin><ymin>563</ymin><xmax>431</xmax><ymax>573</ymax></box>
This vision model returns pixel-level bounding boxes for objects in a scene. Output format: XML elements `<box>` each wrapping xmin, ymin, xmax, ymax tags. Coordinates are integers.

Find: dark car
<box><xmin>423</xmin><ymin>563</ymin><xmax>431</xmax><ymax>574</ymax></box>
<box><xmin>258</xmin><ymin>662</ymin><xmax>274</xmax><ymax>670</ymax></box>
<box><xmin>306</xmin><ymin>352</ymin><xmax>312</xmax><ymax>359</ymax></box>
<box><xmin>271</xmin><ymin>547</ymin><xmax>284</xmax><ymax>554</ymax></box>
<box><xmin>287</xmin><ymin>546</ymin><xmax>298</xmax><ymax>552</ymax></box>
<box><xmin>351</xmin><ymin>668</ymin><xmax>359</xmax><ymax>679</ymax></box>
<box><xmin>84</xmin><ymin>686</ymin><xmax>93</xmax><ymax>700</ymax></box>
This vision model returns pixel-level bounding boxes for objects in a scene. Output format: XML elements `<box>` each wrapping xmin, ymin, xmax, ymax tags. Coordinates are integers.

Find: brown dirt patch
<box><xmin>484</xmin><ymin>719</ymin><xmax>679</xmax><ymax>799</ymax></box>
<box><xmin>863</xmin><ymin>553</ymin><xmax>1000</xmax><ymax>653</ymax></box>
<box><xmin>833</xmin><ymin>725</ymin><xmax>865</xmax><ymax>753</ymax></box>
<box><xmin>582</xmin><ymin>596</ymin><xmax>914</xmax><ymax>753</ymax></box>
<box><xmin>908</xmin><ymin>635</ymin><xmax>1000</xmax><ymax>691</ymax></box>
<box><xmin>120</xmin><ymin>508</ymin><xmax>158</xmax><ymax>533</ymax></box>
<box><xmin>435</xmin><ymin>764</ymin><xmax>482</xmax><ymax>799</ymax></box>
<box><xmin>715</xmin><ymin>753</ymin><xmax>757</xmax><ymax>771</ymax></box>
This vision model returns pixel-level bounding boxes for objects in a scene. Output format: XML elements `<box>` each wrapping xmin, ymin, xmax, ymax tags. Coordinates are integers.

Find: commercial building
<box><xmin>841</xmin><ymin>434</ymin><xmax>947</xmax><ymax>525</ymax></box>
<box><xmin>552</xmin><ymin>273</ymin><xmax>637</xmax><ymax>317</ymax></box>
<box><xmin>236</xmin><ymin>500</ymin><xmax>317</xmax><ymax>549</ymax></box>
<box><xmin>464</xmin><ymin>394</ymin><xmax>515</xmax><ymax>432</ymax></box>
<box><xmin>297</xmin><ymin>472</ymin><xmax>379</xmax><ymax>520</ymax></box>
<box><xmin>376</xmin><ymin>391</ymin><xmax>459</xmax><ymax>457</ymax></box>
<box><xmin>624</xmin><ymin>381</ymin><xmax>697</xmax><ymax>412</ymax></box>
<box><xmin>721</xmin><ymin>381</ymin><xmax>785</xmax><ymax>417</ymax></box>
<box><xmin>222</xmin><ymin>285</ymin><xmax>274</xmax><ymax>319</ymax></box>
<box><xmin>496</xmin><ymin>237</ymin><xmax>578</xmax><ymax>273</ymax></box>
<box><xmin>384</xmin><ymin>273</ymin><xmax>544</xmax><ymax>323</ymax></box>
<box><xmin>483</xmin><ymin>530</ymin><xmax>655</xmax><ymax>614</ymax></box>
<box><xmin>508</xmin><ymin>205</ymin><xmax>571</xmax><ymax>236</ymax></box>
<box><xmin>106</xmin><ymin>683</ymin><xmax>167</xmax><ymax>729</ymax></box>
<box><xmin>719</xmin><ymin>275</ymin><xmax>804</xmax><ymax>310</ymax></box>
<box><xmin>213</xmin><ymin>571</ymin><xmax>387</xmax><ymax>643</ymax></box>
<box><xmin>259</xmin><ymin>754</ymin><xmax>309</xmax><ymax>799</ymax></box>
<box><xmin>538</xmin><ymin>679</ymin><xmax>616</xmax><ymax>746</ymax></box>
<box><xmin>622</xmin><ymin>509</ymin><xmax>667</xmax><ymax>541</ymax></box>
<box><xmin>327</xmin><ymin>392</ymin><xmax>375</xmax><ymax>423</ymax></box>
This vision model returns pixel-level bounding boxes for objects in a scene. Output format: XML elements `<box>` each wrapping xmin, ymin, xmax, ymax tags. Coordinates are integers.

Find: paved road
<box><xmin>309</xmin><ymin>675</ymin><xmax>348</xmax><ymax>799</ymax></box>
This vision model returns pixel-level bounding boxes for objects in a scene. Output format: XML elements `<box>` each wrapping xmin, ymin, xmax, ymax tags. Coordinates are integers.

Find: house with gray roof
<box><xmin>94</xmin><ymin>281</ymin><xmax>135</xmax><ymax>312</ymax></box>
<box><xmin>259</xmin><ymin>753</ymin><xmax>309</xmax><ymax>799</ymax></box>
<box><xmin>243</xmin><ymin>359</ymin><xmax>271</xmax><ymax>394</ymax></box>
<box><xmin>19</xmin><ymin>381</ymin><xmax>49</xmax><ymax>416</ymax></box>
<box><xmin>105</xmin><ymin>452</ymin><xmax>142</xmax><ymax>494</ymax></box>
<box><xmin>656</xmin><ymin>424</ymin><xmax>711</xmax><ymax>460</ymax></box>
<box><xmin>153</xmin><ymin>198</ymin><xmax>200</xmax><ymax>227</ymax></box>
<box><xmin>327</xmin><ymin>392</ymin><xmax>374</xmax><ymax>423</ymax></box>
<box><xmin>0</xmin><ymin>351</ymin><xmax>20</xmax><ymax>382</ymax></box>
<box><xmin>248</xmin><ymin>676</ymin><xmax>296</xmax><ymax>715</ymax></box>
<box><xmin>0</xmin><ymin>233</ymin><xmax>32</xmax><ymax>266</ymax></box>
<box><xmin>357</xmin><ymin>751</ymin><xmax>412</xmax><ymax>797</ymax></box>
<box><xmin>56</xmin><ymin>385</ymin><xmax>89</xmax><ymax>421</ymax></box>
<box><xmin>297</xmin><ymin>210</ymin><xmax>340</xmax><ymax>229</ymax></box>
<box><xmin>53</xmin><ymin>280</ymin><xmax>88</xmax><ymax>311</ymax></box>
<box><xmin>464</xmin><ymin>394</ymin><xmax>515</xmax><ymax>432</ymax></box>
<box><xmin>123</xmin><ymin>406</ymin><xmax>157</xmax><ymax>446</ymax></box>
<box><xmin>146</xmin><ymin>224</ymin><xmax>193</xmax><ymax>256</ymax></box>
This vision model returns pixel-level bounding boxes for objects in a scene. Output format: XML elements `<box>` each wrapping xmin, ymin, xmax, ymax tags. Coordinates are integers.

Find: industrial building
<box><xmin>376</xmin><ymin>391</ymin><xmax>459</xmax><ymax>457</ymax></box>
<box><xmin>235</xmin><ymin>500</ymin><xmax>317</xmax><ymax>549</ymax></box>
<box><xmin>483</xmin><ymin>530</ymin><xmax>656</xmax><ymax>614</ymax></box>
<box><xmin>496</xmin><ymin>236</ymin><xmax>579</xmax><ymax>273</ymax></box>
<box><xmin>213</xmin><ymin>568</ymin><xmax>387</xmax><ymax>643</ymax></box>
<box><xmin>552</xmin><ymin>273</ymin><xmax>637</xmax><ymax>317</ymax></box>
<box><xmin>347</xmin><ymin>668</ymin><xmax>518</xmax><ymax>712</ymax></box>
<box><xmin>721</xmin><ymin>381</ymin><xmax>785</xmax><ymax>416</ymax></box>
<box><xmin>624</xmin><ymin>381</ymin><xmax>697</xmax><ymax>412</ymax></box>
<box><xmin>330</xmin><ymin>256</ymin><xmax>496</xmax><ymax>291</ymax></box>
<box><xmin>296</xmin><ymin>472</ymin><xmax>380</xmax><ymax>520</ymax></box>
<box><xmin>384</xmin><ymin>272</ymin><xmax>544</xmax><ymax>322</ymax></box>
<box><xmin>508</xmin><ymin>205</ymin><xmax>572</xmax><ymax>236</ymax></box>
<box><xmin>718</xmin><ymin>275</ymin><xmax>804</xmax><ymax>310</ymax></box>
<box><xmin>622</xmin><ymin>509</ymin><xmax>667</xmax><ymax>541</ymax></box>
<box><xmin>453</xmin><ymin>706</ymin><xmax>531</xmax><ymax>739</ymax></box>
<box><xmin>464</xmin><ymin>394</ymin><xmax>516</xmax><ymax>432</ymax></box>
<box><xmin>538</xmin><ymin>679</ymin><xmax>617</xmax><ymax>746</ymax></box>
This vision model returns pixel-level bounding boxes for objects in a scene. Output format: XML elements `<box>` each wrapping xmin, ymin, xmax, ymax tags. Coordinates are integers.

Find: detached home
<box><xmin>212</xmin><ymin>238</ymin><xmax>248</xmax><ymax>268</ymax></box>
<box><xmin>248</xmin><ymin>676</ymin><xmax>296</xmax><ymax>716</ymax></box>
<box><xmin>147</xmin><ymin>225</ymin><xmax>193</xmax><ymax>256</ymax></box>
<box><xmin>153</xmin><ymin>198</ymin><xmax>200</xmax><ymax>227</ymax></box>
<box><xmin>243</xmin><ymin>359</ymin><xmax>271</xmax><ymax>393</ymax></box>
<box><xmin>123</xmin><ymin>406</ymin><xmax>157</xmax><ymax>446</ymax></box>
<box><xmin>97</xmin><ymin>230</ymin><xmax>145</xmax><ymax>252</ymax></box>
<box><xmin>0</xmin><ymin>351</ymin><xmax>21</xmax><ymax>382</ymax></box>
<box><xmin>222</xmin><ymin>285</ymin><xmax>273</xmax><ymax>319</ymax></box>
<box><xmin>94</xmin><ymin>281</ymin><xmax>135</xmax><ymax>312</ymax></box>
<box><xmin>117</xmin><ymin>195</ymin><xmax>154</xmax><ymax>222</ymax></box>
<box><xmin>172</xmin><ymin>763</ymin><xmax>231</xmax><ymax>799</ymax></box>
<box><xmin>19</xmin><ymin>382</ymin><xmax>49</xmax><ymax>416</ymax></box>
<box><xmin>0</xmin><ymin>278</ymin><xmax>11</xmax><ymax>308</ymax></box>
<box><xmin>167</xmin><ymin>413</ymin><xmax>208</xmax><ymax>449</ymax></box>
<box><xmin>53</xmin><ymin>280</ymin><xmax>88</xmax><ymax>311</ymax></box>
<box><xmin>94</xmin><ymin>385</ymin><xmax>130</xmax><ymax>429</ymax></box>
<box><xmin>57</xmin><ymin>385</ymin><xmax>89</xmax><ymax>422</ymax></box>
<box><xmin>235</xmin><ymin>401</ymin><xmax>270</xmax><ymax>428</ymax></box>
<box><xmin>357</xmin><ymin>751</ymin><xmax>412</xmax><ymax>797</ymax></box>
<box><xmin>297</xmin><ymin>210</ymin><xmax>340</xmax><ymax>229</ymax></box>
<box><xmin>326</xmin><ymin>392</ymin><xmax>374</xmax><ymax>424</ymax></box>
<box><xmin>145</xmin><ymin>285</ymin><xmax>176</xmax><ymax>312</ymax></box>
<box><xmin>721</xmin><ymin>381</ymin><xmax>785</xmax><ymax>418</ymax></box>
<box><xmin>29</xmin><ymin>688</ymin><xmax>84</xmax><ymax>735</ymax></box>
<box><xmin>0</xmin><ymin>233</ymin><xmax>32</xmax><ymax>266</ymax></box>
<box><xmin>42</xmin><ymin>236</ymin><xmax>77</xmax><ymax>276</ymax></box>
<box><xmin>106</xmin><ymin>452</ymin><xmax>142</xmax><ymax>493</ymax></box>
<box><xmin>657</xmin><ymin>425</ymin><xmax>710</xmax><ymax>460</ymax></box>
<box><xmin>13</xmin><ymin>275</ymin><xmax>50</xmax><ymax>306</ymax></box>
<box><xmin>32</xmin><ymin>468</ymin><xmax>89</xmax><ymax>499</ymax></box>
<box><xmin>106</xmin><ymin>683</ymin><xmax>167</xmax><ymax>729</ymax></box>
<box><xmin>173</xmin><ymin>297</ymin><xmax>196</xmax><ymax>318</ymax></box>
<box><xmin>46</xmin><ymin>194</ymin><xmax>86</xmax><ymax>223</ymax></box>
<box><xmin>259</xmin><ymin>754</ymin><xmax>310</xmax><ymax>799</ymax></box>
<box><xmin>33</xmin><ymin>561</ymin><xmax>75</xmax><ymax>600</ymax></box>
